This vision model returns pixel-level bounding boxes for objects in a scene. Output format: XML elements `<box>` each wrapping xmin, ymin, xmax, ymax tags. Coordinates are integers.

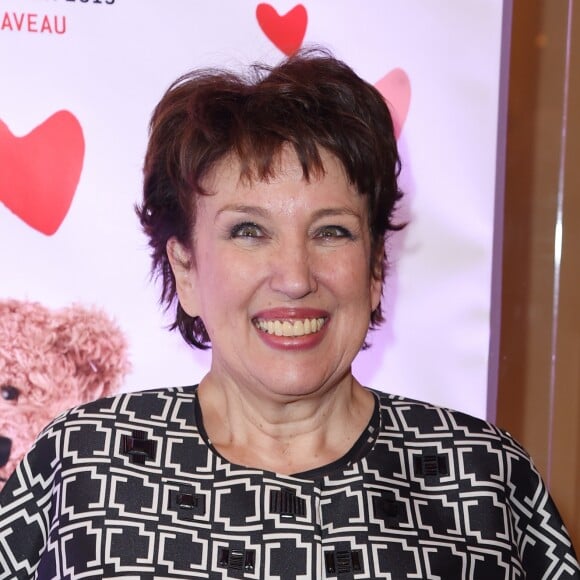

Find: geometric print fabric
<box><xmin>0</xmin><ymin>385</ymin><xmax>578</xmax><ymax>579</ymax></box>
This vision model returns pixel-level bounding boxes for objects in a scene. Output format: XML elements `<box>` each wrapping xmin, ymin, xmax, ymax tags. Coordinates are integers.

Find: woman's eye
<box><xmin>230</xmin><ymin>222</ymin><xmax>264</xmax><ymax>239</ymax></box>
<box><xmin>316</xmin><ymin>225</ymin><xmax>353</xmax><ymax>239</ymax></box>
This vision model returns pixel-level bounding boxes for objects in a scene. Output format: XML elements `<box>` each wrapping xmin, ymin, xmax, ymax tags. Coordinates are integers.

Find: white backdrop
<box><xmin>0</xmin><ymin>0</ymin><xmax>508</xmax><ymax>419</ymax></box>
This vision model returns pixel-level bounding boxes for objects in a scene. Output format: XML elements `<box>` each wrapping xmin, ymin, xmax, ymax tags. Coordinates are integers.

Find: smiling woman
<box><xmin>0</xmin><ymin>48</ymin><xmax>578</xmax><ymax>579</ymax></box>
<box><xmin>166</xmin><ymin>148</ymin><xmax>380</xmax><ymax>423</ymax></box>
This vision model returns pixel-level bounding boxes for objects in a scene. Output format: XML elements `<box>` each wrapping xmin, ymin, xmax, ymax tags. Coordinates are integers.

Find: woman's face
<box><xmin>169</xmin><ymin>147</ymin><xmax>382</xmax><ymax>401</ymax></box>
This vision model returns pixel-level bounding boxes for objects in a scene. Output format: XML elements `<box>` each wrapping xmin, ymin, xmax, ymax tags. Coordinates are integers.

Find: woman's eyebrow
<box><xmin>311</xmin><ymin>207</ymin><xmax>362</xmax><ymax>220</ymax></box>
<box><xmin>214</xmin><ymin>205</ymin><xmax>362</xmax><ymax>222</ymax></box>
<box><xmin>214</xmin><ymin>205</ymin><xmax>271</xmax><ymax>221</ymax></box>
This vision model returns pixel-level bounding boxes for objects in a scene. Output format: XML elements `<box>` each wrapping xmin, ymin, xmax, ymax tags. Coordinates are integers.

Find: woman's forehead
<box><xmin>203</xmin><ymin>146</ymin><xmax>348</xmax><ymax>192</ymax></box>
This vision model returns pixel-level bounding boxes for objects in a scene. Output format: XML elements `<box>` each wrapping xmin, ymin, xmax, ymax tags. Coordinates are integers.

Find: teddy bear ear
<box><xmin>55</xmin><ymin>304</ymin><xmax>131</xmax><ymax>401</ymax></box>
<box><xmin>0</xmin><ymin>298</ymin><xmax>55</xmax><ymax>338</ymax></box>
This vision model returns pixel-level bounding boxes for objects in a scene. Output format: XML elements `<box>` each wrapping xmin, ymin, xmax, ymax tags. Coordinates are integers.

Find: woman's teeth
<box><xmin>255</xmin><ymin>318</ymin><xmax>326</xmax><ymax>337</ymax></box>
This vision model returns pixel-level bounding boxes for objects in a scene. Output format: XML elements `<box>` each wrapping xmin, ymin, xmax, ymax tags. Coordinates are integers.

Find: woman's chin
<box><xmin>251</xmin><ymin>364</ymin><xmax>353</xmax><ymax>403</ymax></box>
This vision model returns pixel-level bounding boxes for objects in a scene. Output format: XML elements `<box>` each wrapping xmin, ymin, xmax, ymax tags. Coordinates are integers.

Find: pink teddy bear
<box><xmin>0</xmin><ymin>299</ymin><xmax>130</xmax><ymax>487</ymax></box>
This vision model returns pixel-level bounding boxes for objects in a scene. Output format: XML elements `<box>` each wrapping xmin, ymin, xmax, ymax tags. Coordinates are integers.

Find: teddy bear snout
<box><xmin>0</xmin><ymin>435</ymin><xmax>11</xmax><ymax>468</ymax></box>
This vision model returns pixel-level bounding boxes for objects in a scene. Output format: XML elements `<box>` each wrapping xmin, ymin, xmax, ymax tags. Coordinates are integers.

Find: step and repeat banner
<box><xmin>0</xmin><ymin>0</ymin><xmax>508</xmax><ymax>478</ymax></box>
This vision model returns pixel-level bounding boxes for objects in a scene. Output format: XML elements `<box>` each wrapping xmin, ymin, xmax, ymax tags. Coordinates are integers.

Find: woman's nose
<box><xmin>269</xmin><ymin>241</ymin><xmax>317</xmax><ymax>299</ymax></box>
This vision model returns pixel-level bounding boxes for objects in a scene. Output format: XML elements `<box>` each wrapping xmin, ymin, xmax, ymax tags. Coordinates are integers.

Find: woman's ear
<box><xmin>370</xmin><ymin>273</ymin><xmax>383</xmax><ymax>313</ymax></box>
<box><xmin>166</xmin><ymin>237</ymin><xmax>200</xmax><ymax>316</ymax></box>
<box><xmin>370</xmin><ymin>239</ymin><xmax>385</xmax><ymax>312</ymax></box>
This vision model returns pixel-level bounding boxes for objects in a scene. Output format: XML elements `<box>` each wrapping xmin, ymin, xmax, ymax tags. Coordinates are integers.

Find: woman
<box><xmin>1</xmin><ymin>49</ymin><xmax>578</xmax><ymax>579</ymax></box>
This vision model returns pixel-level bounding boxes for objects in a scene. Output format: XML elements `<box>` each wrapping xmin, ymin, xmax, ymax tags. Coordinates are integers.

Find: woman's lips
<box><xmin>252</xmin><ymin>308</ymin><xmax>329</xmax><ymax>347</ymax></box>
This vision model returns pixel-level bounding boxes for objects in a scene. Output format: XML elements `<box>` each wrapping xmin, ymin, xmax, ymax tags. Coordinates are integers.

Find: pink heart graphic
<box><xmin>374</xmin><ymin>68</ymin><xmax>411</xmax><ymax>140</ymax></box>
<box><xmin>256</xmin><ymin>3</ymin><xmax>307</xmax><ymax>55</ymax></box>
<box><xmin>0</xmin><ymin>110</ymin><xmax>85</xmax><ymax>236</ymax></box>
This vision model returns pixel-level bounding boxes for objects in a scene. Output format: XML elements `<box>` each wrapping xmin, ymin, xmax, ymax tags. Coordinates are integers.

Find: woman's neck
<box><xmin>196</xmin><ymin>372</ymin><xmax>375</xmax><ymax>474</ymax></box>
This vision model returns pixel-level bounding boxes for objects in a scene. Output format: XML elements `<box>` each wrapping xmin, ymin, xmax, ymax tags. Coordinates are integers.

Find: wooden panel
<box><xmin>497</xmin><ymin>0</ymin><xmax>579</xmax><ymax>548</ymax></box>
<box><xmin>550</xmin><ymin>0</ymin><xmax>580</xmax><ymax>544</ymax></box>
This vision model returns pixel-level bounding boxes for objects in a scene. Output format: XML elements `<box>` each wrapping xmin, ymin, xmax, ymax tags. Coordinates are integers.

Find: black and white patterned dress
<box><xmin>1</xmin><ymin>385</ymin><xmax>578</xmax><ymax>579</ymax></box>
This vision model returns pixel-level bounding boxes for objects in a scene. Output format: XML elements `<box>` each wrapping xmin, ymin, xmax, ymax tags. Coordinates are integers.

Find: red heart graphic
<box><xmin>256</xmin><ymin>3</ymin><xmax>307</xmax><ymax>56</ymax></box>
<box><xmin>0</xmin><ymin>110</ymin><xmax>85</xmax><ymax>236</ymax></box>
<box><xmin>374</xmin><ymin>68</ymin><xmax>411</xmax><ymax>140</ymax></box>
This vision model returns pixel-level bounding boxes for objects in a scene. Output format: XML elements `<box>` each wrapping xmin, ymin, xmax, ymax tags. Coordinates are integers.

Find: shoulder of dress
<box><xmin>367</xmin><ymin>387</ymin><xmax>525</xmax><ymax>449</ymax></box>
<box><xmin>42</xmin><ymin>384</ymin><xmax>199</xmax><ymax>431</ymax></box>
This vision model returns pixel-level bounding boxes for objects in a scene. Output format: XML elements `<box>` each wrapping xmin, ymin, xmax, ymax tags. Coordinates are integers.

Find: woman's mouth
<box><xmin>254</xmin><ymin>317</ymin><xmax>327</xmax><ymax>337</ymax></box>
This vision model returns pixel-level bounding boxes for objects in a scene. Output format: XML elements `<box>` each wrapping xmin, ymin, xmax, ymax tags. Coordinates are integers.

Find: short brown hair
<box><xmin>136</xmin><ymin>48</ymin><xmax>403</xmax><ymax>349</ymax></box>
